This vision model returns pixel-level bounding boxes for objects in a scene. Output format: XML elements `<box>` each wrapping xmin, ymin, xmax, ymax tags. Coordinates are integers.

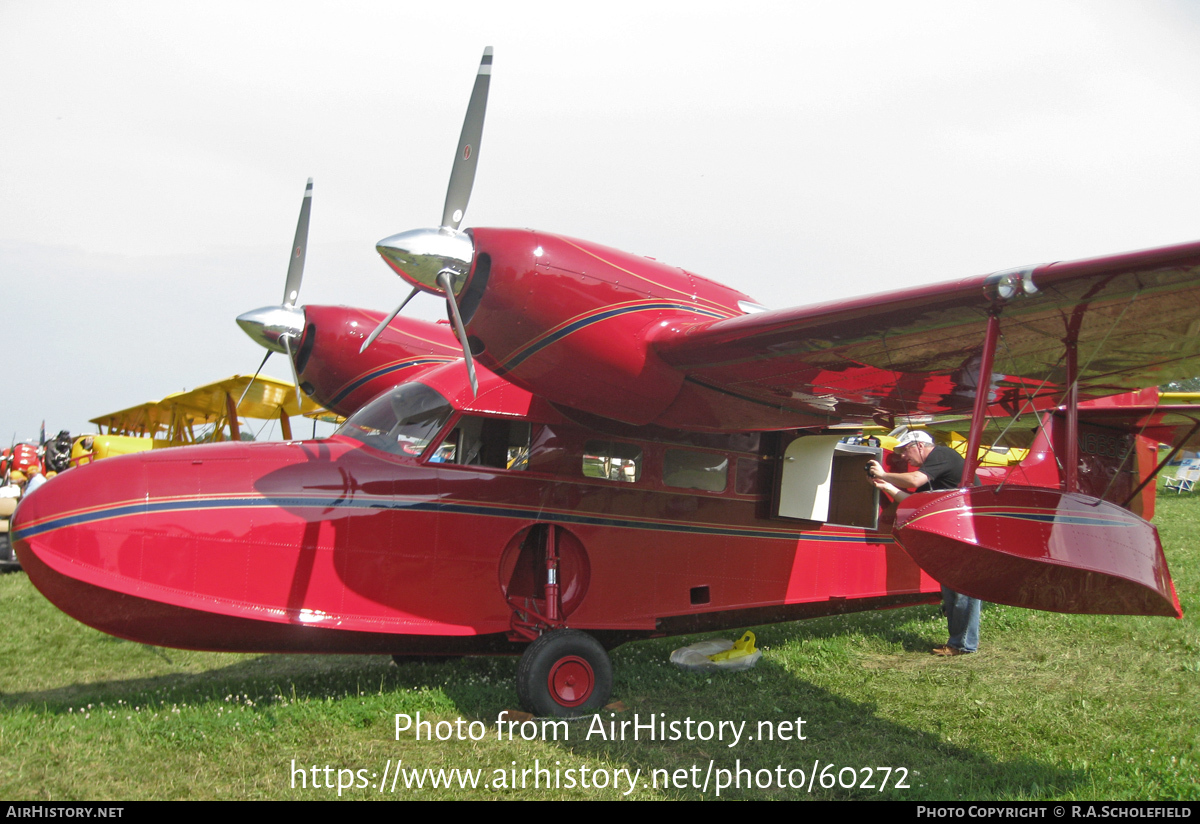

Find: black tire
<box><xmin>516</xmin><ymin>629</ymin><xmax>612</xmax><ymax>717</ymax></box>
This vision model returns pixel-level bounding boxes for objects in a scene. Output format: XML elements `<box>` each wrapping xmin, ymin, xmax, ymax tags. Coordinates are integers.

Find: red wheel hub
<box><xmin>547</xmin><ymin>655</ymin><xmax>595</xmax><ymax>707</ymax></box>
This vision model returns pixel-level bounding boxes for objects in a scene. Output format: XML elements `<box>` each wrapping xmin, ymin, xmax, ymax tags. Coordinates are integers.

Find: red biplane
<box><xmin>13</xmin><ymin>49</ymin><xmax>1200</xmax><ymax>716</ymax></box>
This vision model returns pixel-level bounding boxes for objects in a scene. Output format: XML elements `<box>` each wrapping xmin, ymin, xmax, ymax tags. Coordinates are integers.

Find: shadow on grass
<box><xmin>0</xmin><ymin>636</ymin><xmax>1082</xmax><ymax>800</ymax></box>
<box><xmin>0</xmin><ymin>647</ymin><xmax>511</xmax><ymax>711</ymax></box>
<box><xmin>0</xmin><ymin>601</ymin><xmax>957</xmax><ymax>711</ymax></box>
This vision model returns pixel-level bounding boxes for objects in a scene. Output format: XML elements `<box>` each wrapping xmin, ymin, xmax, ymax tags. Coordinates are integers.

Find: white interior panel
<box><xmin>777</xmin><ymin>434</ymin><xmax>842</xmax><ymax>522</ymax></box>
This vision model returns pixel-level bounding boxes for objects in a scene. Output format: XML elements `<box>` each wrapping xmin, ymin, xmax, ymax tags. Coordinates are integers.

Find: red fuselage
<box><xmin>12</xmin><ymin>374</ymin><xmax>940</xmax><ymax>654</ymax></box>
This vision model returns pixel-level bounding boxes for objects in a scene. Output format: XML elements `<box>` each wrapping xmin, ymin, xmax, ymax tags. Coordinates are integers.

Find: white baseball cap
<box><xmin>894</xmin><ymin>430</ymin><xmax>934</xmax><ymax>449</ymax></box>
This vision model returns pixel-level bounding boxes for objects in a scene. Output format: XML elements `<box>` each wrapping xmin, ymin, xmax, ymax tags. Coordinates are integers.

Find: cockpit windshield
<box><xmin>335</xmin><ymin>383</ymin><xmax>453</xmax><ymax>458</ymax></box>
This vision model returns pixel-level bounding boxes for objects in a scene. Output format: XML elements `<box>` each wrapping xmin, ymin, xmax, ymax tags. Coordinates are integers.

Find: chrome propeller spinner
<box><xmin>235</xmin><ymin>177</ymin><xmax>313</xmax><ymax>407</ymax></box>
<box><xmin>367</xmin><ymin>47</ymin><xmax>492</xmax><ymax>396</ymax></box>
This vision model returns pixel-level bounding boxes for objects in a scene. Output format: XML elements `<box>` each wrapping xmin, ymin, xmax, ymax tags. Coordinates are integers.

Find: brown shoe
<box><xmin>931</xmin><ymin>645</ymin><xmax>965</xmax><ymax>656</ymax></box>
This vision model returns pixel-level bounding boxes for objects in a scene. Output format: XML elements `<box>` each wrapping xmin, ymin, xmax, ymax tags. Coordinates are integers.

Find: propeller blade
<box><xmin>281</xmin><ymin>335</ymin><xmax>303</xmax><ymax>409</ymax></box>
<box><xmin>282</xmin><ymin>178</ymin><xmax>313</xmax><ymax>308</ymax></box>
<box><xmin>437</xmin><ymin>270</ymin><xmax>479</xmax><ymax>397</ymax></box>
<box><xmin>440</xmin><ymin>48</ymin><xmax>492</xmax><ymax>232</ymax></box>
<box><xmin>236</xmin><ymin>350</ymin><xmax>274</xmax><ymax>409</ymax></box>
<box><xmin>360</xmin><ymin>286</ymin><xmax>420</xmax><ymax>354</ymax></box>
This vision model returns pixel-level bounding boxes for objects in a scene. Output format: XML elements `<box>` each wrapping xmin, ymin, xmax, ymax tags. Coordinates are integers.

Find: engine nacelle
<box><xmin>460</xmin><ymin>228</ymin><xmax>757</xmax><ymax>425</ymax></box>
<box><xmin>295</xmin><ymin>306</ymin><xmax>459</xmax><ymax>417</ymax></box>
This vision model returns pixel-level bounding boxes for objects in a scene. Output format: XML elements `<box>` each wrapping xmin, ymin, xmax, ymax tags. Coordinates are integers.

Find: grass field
<box><xmin>1</xmin><ymin>490</ymin><xmax>1197</xmax><ymax>801</ymax></box>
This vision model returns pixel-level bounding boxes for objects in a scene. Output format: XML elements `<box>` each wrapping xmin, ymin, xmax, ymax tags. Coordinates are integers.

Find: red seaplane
<box><xmin>14</xmin><ymin>49</ymin><xmax>1200</xmax><ymax>716</ymax></box>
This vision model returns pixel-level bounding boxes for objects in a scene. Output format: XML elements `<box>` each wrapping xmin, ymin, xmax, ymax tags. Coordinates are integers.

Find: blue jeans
<box><xmin>942</xmin><ymin>587</ymin><xmax>981</xmax><ymax>653</ymax></box>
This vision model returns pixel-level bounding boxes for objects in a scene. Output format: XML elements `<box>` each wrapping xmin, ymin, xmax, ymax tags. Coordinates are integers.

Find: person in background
<box><xmin>11</xmin><ymin>467</ymin><xmax>48</xmax><ymax>497</ymax></box>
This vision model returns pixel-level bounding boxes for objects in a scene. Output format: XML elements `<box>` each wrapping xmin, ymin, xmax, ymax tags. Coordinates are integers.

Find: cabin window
<box><xmin>735</xmin><ymin>456</ymin><xmax>763</xmax><ymax>495</ymax></box>
<box><xmin>663</xmin><ymin>449</ymin><xmax>728</xmax><ymax>492</ymax></box>
<box><xmin>335</xmin><ymin>383</ymin><xmax>453</xmax><ymax>458</ymax></box>
<box><xmin>582</xmin><ymin>441</ymin><xmax>642</xmax><ymax>482</ymax></box>
<box><xmin>434</xmin><ymin>415</ymin><xmax>531</xmax><ymax>470</ymax></box>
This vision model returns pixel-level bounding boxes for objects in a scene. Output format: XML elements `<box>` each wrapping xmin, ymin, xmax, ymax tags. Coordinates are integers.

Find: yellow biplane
<box><xmin>844</xmin><ymin>426</ymin><xmax>1028</xmax><ymax>468</ymax></box>
<box><xmin>857</xmin><ymin>389</ymin><xmax>1200</xmax><ymax>468</ymax></box>
<box><xmin>72</xmin><ymin>375</ymin><xmax>337</xmax><ymax>466</ymax></box>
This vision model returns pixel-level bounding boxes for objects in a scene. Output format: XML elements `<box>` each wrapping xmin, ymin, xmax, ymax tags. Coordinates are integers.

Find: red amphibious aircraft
<box><xmin>14</xmin><ymin>49</ymin><xmax>1200</xmax><ymax>716</ymax></box>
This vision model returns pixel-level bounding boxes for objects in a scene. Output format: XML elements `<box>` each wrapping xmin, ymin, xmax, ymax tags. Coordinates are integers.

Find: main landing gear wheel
<box><xmin>516</xmin><ymin>629</ymin><xmax>612</xmax><ymax>718</ymax></box>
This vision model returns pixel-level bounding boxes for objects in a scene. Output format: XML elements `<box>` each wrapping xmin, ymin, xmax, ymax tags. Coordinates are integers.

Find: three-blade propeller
<box><xmin>235</xmin><ymin>178</ymin><xmax>313</xmax><ymax>408</ymax></box>
<box><xmin>366</xmin><ymin>47</ymin><xmax>493</xmax><ymax>397</ymax></box>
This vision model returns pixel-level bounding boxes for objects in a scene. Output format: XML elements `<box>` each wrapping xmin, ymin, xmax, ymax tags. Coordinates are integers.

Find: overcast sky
<box><xmin>3</xmin><ymin>1</ymin><xmax>1199</xmax><ymax>441</ymax></box>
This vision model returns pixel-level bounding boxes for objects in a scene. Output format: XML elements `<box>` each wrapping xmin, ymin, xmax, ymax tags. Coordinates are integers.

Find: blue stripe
<box><xmin>14</xmin><ymin>494</ymin><xmax>889</xmax><ymax>545</ymax></box>
<box><xmin>498</xmin><ymin>303</ymin><xmax>727</xmax><ymax>373</ymax></box>
<box><xmin>328</xmin><ymin>358</ymin><xmax>453</xmax><ymax>406</ymax></box>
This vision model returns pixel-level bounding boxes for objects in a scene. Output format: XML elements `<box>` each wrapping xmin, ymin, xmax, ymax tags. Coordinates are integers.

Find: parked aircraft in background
<box><xmin>71</xmin><ymin>375</ymin><xmax>334</xmax><ymax>466</ymax></box>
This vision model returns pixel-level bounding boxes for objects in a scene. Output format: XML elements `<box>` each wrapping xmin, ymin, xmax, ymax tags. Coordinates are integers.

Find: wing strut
<box><xmin>962</xmin><ymin>309</ymin><xmax>1002</xmax><ymax>486</ymax></box>
<box><xmin>224</xmin><ymin>393</ymin><xmax>241</xmax><ymax>444</ymax></box>
<box><xmin>1062</xmin><ymin>337</ymin><xmax>1080</xmax><ymax>492</ymax></box>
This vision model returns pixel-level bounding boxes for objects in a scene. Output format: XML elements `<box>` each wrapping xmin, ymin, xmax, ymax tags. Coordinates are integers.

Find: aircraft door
<box><xmin>773</xmin><ymin>435</ymin><xmax>881</xmax><ymax>529</ymax></box>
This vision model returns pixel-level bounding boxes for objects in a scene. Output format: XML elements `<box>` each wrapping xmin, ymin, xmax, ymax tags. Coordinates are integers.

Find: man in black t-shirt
<box><xmin>866</xmin><ymin>430</ymin><xmax>982</xmax><ymax>656</ymax></box>
<box><xmin>867</xmin><ymin>431</ymin><xmax>964</xmax><ymax>496</ymax></box>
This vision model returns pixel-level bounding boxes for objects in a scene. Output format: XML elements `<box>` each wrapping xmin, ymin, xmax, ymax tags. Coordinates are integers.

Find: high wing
<box><xmin>368</xmin><ymin>48</ymin><xmax>1200</xmax><ymax>434</ymax></box>
<box><xmin>651</xmin><ymin>240</ymin><xmax>1200</xmax><ymax>429</ymax></box>
<box><xmin>397</xmin><ymin>230</ymin><xmax>1200</xmax><ymax>434</ymax></box>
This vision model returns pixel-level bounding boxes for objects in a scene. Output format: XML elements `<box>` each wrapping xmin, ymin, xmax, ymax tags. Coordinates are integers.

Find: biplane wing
<box><xmin>89</xmin><ymin>400</ymin><xmax>175</xmax><ymax>439</ymax></box>
<box><xmin>166</xmin><ymin>375</ymin><xmax>326</xmax><ymax>422</ymax></box>
<box><xmin>650</xmin><ymin>239</ymin><xmax>1200</xmax><ymax>430</ymax></box>
<box><xmin>89</xmin><ymin>375</ymin><xmax>330</xmax><ymax>443</ymax></box>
